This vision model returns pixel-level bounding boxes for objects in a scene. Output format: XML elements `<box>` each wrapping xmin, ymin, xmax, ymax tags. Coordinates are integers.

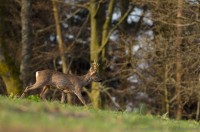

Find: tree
<box><xmin>0</xmin><ymin>0</ymin><xmax>22</xmax><ymax>94</ymax></box>
<box><xmin>89</xmin><ymin>0</ymin><xmax>105</xmax><ymax>108</ymax></box>
<box><xmin>20</xmin><ymin>0</ymin><xmax>32</xmax><ymax>88</ymax></box>
<box><xmin>175</xmin><ymin>0</ymin><xmax>183</xmax><ymax>120</ymax></box>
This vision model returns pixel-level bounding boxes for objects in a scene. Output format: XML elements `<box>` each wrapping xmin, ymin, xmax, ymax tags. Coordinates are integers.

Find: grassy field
<box><xmin>0</xmin><ymin>95</ymin><xmax>199</xmax><ymax>132</ymax></box>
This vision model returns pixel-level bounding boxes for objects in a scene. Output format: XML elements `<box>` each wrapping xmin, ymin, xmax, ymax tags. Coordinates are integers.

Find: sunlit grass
<box><xmin>0</xmin><ymin>95</ymin><xmax>199</xmax><ymax>132</ymax></box>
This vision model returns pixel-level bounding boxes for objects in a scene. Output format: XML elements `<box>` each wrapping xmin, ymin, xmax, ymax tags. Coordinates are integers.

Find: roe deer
<box><xmin>21</xmin><ymin>61</ymin><xmax>102</xmax><ymax>105</ymax></box>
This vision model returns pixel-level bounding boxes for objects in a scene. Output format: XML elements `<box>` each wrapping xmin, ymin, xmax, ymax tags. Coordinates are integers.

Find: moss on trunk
<box><xmin>0</xmin><ymin>0</ymin><xmax>22</xmax><ymax>95</ymax></box>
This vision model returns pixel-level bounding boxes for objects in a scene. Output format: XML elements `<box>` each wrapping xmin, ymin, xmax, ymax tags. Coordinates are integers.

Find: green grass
<box><xmin>0</xmin><ymin>96</ymin><xmax>199</xmax><ymax>132</ymax></box>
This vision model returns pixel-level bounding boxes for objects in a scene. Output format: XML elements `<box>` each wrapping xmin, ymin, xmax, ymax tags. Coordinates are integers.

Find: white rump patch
<box><xmin>36</xmin><ymin>71</ymin><xmax>39</xmax><ymax>78</ymax></box>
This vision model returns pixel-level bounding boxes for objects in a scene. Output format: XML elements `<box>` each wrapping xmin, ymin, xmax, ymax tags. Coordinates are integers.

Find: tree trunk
<box><xmin>20</xmin><ymin>0</ymin><xmax>32</xmax><ymax>88</ymax></box>
<box><xmin>0</xmin><ymin>76</ymin><xmax>7</xmax><ymax>95</ymax></box>
<box><xmin>197</xmin><ymin>76</ymin><xmax>200</xmax><ymax>120</ymax></box>
<box><xmin>164</xmin><ymin>64</ymin><xmax>169</xmax><ymax>116</ymax></box>
<box><xmin>0</xmin><ymin>0</ymin><xmax>22</xmax><ymax>94</ymax></box>
<box><xmin>119</xmin><ymin>0</ymin><xmax>129</xmax><ymax>30</ymax></box>
<box><xmin>101</xmin><ymin>0</ymin><xmax>116</xmax><ymax>62</ymax></box>
<box><xmin>52</xmin><ymin>0</ymin><xmax>72</xmax><ymax>104</ymax></box>
<box><xmin>175</xmin><ymin>0</ymin><xmax>183</xmax><ymax>120</ymax></box>
<box><xmin>89</xmin><ymin>0</ymin><xmax>105</xmax><ymax>108</ymax></box>
<box><xmin>89</xmin><ymin>0</ymin><xmax>130</xmax><ymax>108</ymax></box>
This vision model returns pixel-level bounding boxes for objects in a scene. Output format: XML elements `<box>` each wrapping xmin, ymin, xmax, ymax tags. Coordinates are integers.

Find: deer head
<box><xmin>88</xmin><ymin>60</ymin><xmax>102</xmax><ymax>82</ymax></box>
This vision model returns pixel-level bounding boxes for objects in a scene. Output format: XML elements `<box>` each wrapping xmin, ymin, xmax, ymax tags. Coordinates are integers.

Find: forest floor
<box><xmin>0</xmin><ymin>95</ymin><xmax>199</xmax><ymax>132</ymax></box>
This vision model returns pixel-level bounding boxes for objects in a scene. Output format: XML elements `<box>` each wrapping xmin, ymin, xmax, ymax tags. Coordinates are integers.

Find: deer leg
<box><xmin>21</xmin><ymin>85</ymin><xmax>33</xmax><ymax>98</ymax></box>
<box><xmin>74</xmin><ymin>91</ymin><xmax>86</xmax><ymax>105</ymax></box>
<box><xmin>40</xmin><ymin>86</ymin><xmax>47</xmax><ymax>98</ymax></box>
<box><xmin>40</xmin><ymin>86</ymin><xmax>49</xmax><ymax>100</ymax></box>
<box><xmin>21</xmin><ymin>83</ymin><xmax>46</xmax><ymax>98</ymax></box>
<box><xmin>61</xmin><ymin>92</ymin><xmax>66</xmax><ymax>103</ymax></box>
<box><xmin>52</xmin><ymin>89</ymin><xmax>58</xmax><ymax>100</ymax></box>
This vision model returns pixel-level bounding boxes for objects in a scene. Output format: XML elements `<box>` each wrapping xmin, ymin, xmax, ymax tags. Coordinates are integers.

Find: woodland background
<box><xmin>0</xmin><ymin>0</ymin><xmax>200</xmax><ymax>120</ymax></box>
